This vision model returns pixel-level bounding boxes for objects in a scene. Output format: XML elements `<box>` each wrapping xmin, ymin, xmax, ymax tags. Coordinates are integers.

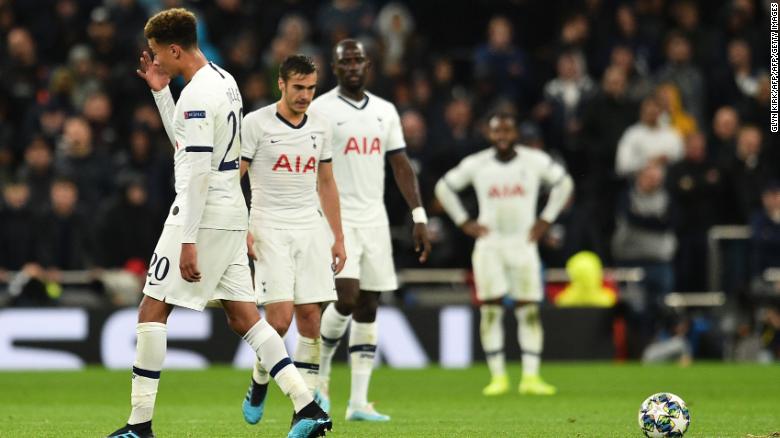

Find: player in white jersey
<box><xmin>238</xmin><ymin>55</ymin><xmax>346</xmax><ymax>426</ymax></box>
<box><xmin>107</xmin><ymin>10</ymin><xmax>331</xmax><ymax>438</ymax></box>
<box><xmin>435</xmin><ymin>113</ymin><xmax>574</xmax><ymax>397</ymax></box>
<box><xmin>308</xmin><ymin>39</ymin><xmax>432</xmax><ymax>422</ymax></box>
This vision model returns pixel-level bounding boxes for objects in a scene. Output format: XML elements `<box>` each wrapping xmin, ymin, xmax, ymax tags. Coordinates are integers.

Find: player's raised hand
<box><xmin>461</xmin><ymin>220</ymin><xmax>489</xmax><ymax>239</ymax></box>
<box><xmin>246</xmin><ymin>231</ymin><xmax>257</xmax><ymax>261</ymax></box>
<box><xmin>136</xmin><ymin>50</ymin><xmax>170</xmax><ymax>92</ymax></box>
<box><xmin>412</xmin><ymin>223</ymin><xmax>431</xmax><ymax>263</ymax></box>
<box><xmin>180</xmin><ymin>243</ymin><xmax>202</xmax><ymax>282</ymax></box>
<box><xmin>331</xmin><ymin>240</ymin><xmax>347</xmax><ymax>275</ymax></box>
<box><xmin>528</xmin><ymin>219</ymin><xmax>551</xmax><ymax>243</ymax></box>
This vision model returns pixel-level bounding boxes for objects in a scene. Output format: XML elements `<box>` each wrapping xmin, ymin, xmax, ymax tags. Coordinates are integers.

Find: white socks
<box><xmin>129</xmin><ymin>322</ymin><xmax>167</xmax><ymax>425</ymax></box>
<box><xmin>252</xmin><ymin>359</ymin><xmax>270</xmax><ymax>385</ymax></box>
<box><xmin>480</xmin><ymin>305</ymin><xmax>506</xmax><ymax>378</ymax></box>
<box><xmin>348</xmin><ymin>321</ymin><xmax>377</xmax><ymax>408</ymax></box>
<box><xmin>516</xmin><ymin>304</ymin><xmax>543</xmax><ymax>377</ymax></box>
<box><xmin>294</xmin><ymin>336</ymin><xmax>321</xmax><ymax>394</ymax></box>
<box><xmin>243</xmin><ymin>319</ymin><xmax>312</xmax><ymax>411</ymax></box>
<box><xmin>318</xmin><ymin>303</ymin><xmax>351</xmax><ymax>392</ymax></box>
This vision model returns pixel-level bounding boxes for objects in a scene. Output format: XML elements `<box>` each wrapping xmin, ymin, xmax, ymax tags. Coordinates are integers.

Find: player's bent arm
<box><xmin>539</xmin><ymin>174</ymin><xmax>574</xmax><ymax>223</ymax></box>
<box><xmin>317</xmin><ymin>161</ymin><xmax>344</xmax><ymax>242</ymax></box>
<box><xmin>434</xmin><ymin>177</ymin><xmax>469</xmax><ymax>227</ymax></box>
<box><xmin>151</xmin><ymin>86</ymin><xmax>177</xmax><ymax>148</ymax></box>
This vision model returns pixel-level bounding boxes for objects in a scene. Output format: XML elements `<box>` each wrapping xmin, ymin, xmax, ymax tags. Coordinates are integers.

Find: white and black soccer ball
<box><xmin>637</xmin><ymin>392</ymin><xmax>690</xmax><ymax>437</ymax></box>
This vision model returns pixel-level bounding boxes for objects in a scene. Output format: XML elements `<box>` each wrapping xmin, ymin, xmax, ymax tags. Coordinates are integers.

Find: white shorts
<box><xmin>252</xmin><ymin>222</ymin><xmax>337</xmax><ymax>305</ymax></box>
<box><xmin>472</xmin><ymin>240</ymin><xmax>543</xmax><ymax>302</ymax></box>
<box><xmin>142</xmin><ymin>225</ymin><xmax>255</xmax><ymax>311</ymax></box>
<box><xmin>336</xmin><ymin>225</ymin><xmax>398</xmax><ymax>292</ymax></box>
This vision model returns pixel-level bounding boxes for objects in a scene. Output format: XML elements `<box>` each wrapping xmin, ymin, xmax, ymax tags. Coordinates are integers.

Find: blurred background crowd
<box><xmin>0</xmin><ymin>0</ymin><xmax>777</xmax><ymax>359</ymax></box>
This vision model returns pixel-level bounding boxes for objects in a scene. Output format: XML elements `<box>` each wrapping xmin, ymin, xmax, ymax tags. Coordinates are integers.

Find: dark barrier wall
<box><xmin>0</xmin><ymin>307</ymin><xmax>615</xmax><ymax>370</ymax></box>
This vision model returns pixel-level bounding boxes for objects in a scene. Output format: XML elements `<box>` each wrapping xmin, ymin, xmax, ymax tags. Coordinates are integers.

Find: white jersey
<box><xmin>309</xmin><ymin>88</ymin><xmax>405</xmax><ymax>228</ymax></box>
<box><xmin>164</xmin><ymin>62</ymin><xmax>247</xmax><ymax>236</ymax></box>
<box><xmin>442</xmin><ymin>146</ymin><xmax>567</xmax><ymax>242</ymax></box>
<box><xmin>241</xmin><ymin>103</ymin><xmax>333</xmax><ymax>229</ymax></box>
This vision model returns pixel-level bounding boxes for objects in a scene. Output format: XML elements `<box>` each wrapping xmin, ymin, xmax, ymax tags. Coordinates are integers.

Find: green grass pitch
<box><xmin>0</xmin><ymin>363</ymin><xmax>778</xmax><ymax>437</ymax></box>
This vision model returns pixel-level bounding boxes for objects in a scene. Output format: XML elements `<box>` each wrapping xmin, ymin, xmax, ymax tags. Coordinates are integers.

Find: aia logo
<box><xmin>273</xmin><ymin>154</ymin><xmax>317</xmax><ymax>173</ymax></box>
<box><xmin>344</xmin><ymin>137</ymin><xmax>381</xmax><ymax>155</ymax></box>
<box><xmin>488</xmin><ymin>184</ymin><xmax>525</xmax><ymax>198</ymax></box>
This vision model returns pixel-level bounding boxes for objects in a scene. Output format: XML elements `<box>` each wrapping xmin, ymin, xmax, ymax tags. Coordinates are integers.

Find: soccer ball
<box><xmin>637</xmin><ymin>392</ymin><xmax>690</xmax><ymax>437</ymax></box>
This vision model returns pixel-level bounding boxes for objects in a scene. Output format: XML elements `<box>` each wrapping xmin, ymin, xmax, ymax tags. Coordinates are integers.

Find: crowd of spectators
<box><xmin>0</xmin><ymin>0</ymin><xmax>777</xmax><ymax>313</ymax></box>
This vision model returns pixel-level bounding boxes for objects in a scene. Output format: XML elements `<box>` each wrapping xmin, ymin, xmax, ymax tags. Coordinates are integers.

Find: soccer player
<box><xmin>435</xmin><ymin>113</ymin><xmax>573</xmax><ymax>396</ymax></box>
<box><xmin>107</xmin><ymin>9</ymin><xmax>331</xmax><ymax>438</ymax></box>
<box><xmin>309</xmin><ymin>39</ymin><xmax>432</xmax><ymax>421</ymax></box>
<box><xmin>239</xmin><ymin>55</ymin><xmax>346</xmax><ymax>425</ymax></box>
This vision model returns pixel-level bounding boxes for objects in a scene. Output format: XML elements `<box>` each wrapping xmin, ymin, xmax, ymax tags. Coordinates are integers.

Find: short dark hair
<box><xmin>144</xmin><ymin>8</ymin><xmax>197</xmax><ymax>48</ymax></box>
<box><xmin>279</xmin><ymin>54</ymin><xmax>317</xmax><ymax>81</ymax></box>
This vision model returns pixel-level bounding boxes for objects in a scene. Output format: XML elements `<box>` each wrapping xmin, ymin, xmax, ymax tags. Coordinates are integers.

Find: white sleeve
<box><xmin>151</xmin><ymin>86</ymin><xmax>176</xmax><ymax>148</ymax></box>
<box><xmin>320</xmin><ymin>121</ymin><xmax>333</xmax><ymax>162</ymax></box>
<box><xmin>386</xmin><ymin>106</ymin><xmax>406</xmax><ymax>152</ymax></box>
<box><xmin>434</xmin><ymin>158</ymin><xmax>476</xmax><ymax>226</ymax></box>
<box><xmin>539</xmin><ymin>154</ymin><xmax>567</xmax><ymax>187</ymax></box>
<box><xmin>241</xmin><ymin>113</ymin><xmax>261</xmax><ymax>163</ymax></box>
<box><xmin>615</xmin><ymin>128</ymin><xmax>641</xmax><ymax>176</ymax></box>
<box><xmin>179</xmin><ymin>91</ymin><xmax>215</xmax><ymax>243</ymax></box>
<box><xmin>668</xmin><ymin>132</ymin><xmax>684</xmax><ymax>164</ymax></box>
<box><xmin>540</xmin><ymin>175</ymin><xmax>573</xmax><ymax>223</ymax></box>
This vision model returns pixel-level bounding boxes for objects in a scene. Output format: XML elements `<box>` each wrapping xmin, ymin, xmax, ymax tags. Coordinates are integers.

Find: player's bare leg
<box><xmin>515</xmin><ymin>300</ymin><xmax>556</xmax><ymax>395</ymax></box>
<box><xmin>480</xmin><ymin>297</ymin><xmax>509</xmax><ymax>396</ymax></box>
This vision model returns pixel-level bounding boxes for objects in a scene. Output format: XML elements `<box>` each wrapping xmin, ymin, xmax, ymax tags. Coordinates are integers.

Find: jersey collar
<box><xmin>337</xmin><ymin>93</ymin><xmax>369</xmax><ymax>110</ymax></box>
<box><xmin>275</xmin><ymin>112</ymin><xmax>308</xmax><ymax>129</ymax></box>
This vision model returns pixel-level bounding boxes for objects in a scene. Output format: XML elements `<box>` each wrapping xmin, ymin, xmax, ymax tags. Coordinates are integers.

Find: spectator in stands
<box><xmin>96</xmin><ymin>175</ymin><xmax>160</xmax><ymax>269</ymax></box>
<box><xmin>86</xmin><ymin>7</ymin><xmax>122</xmax><ymax>76</ymax></box>
<box><xmin>737</xmin><ymin>74</ymin><xmax>772</xmax><ymax>127</ymax></box>
<box><xmin>749</xmin><ymin>182</ymin><xmax>780</xmax><ymax>296</ymax></box>
<box><xmin>36</xmin><ymin>177</ymin><xmax>94</xmax><ymax>271</ymax></box>
<box><xmin>430</xmin><ymin>97</ymin><xmax>478</xmax><ymax>161</ymax></box>
<box><xmin>27</xmin><ymin>99</ymin><xmax>69</xmax><ymax>148</ymax></box>
<box><xmin>608</xmin><ymin>44</ymin><xmax>654</xmax><ymax>103</ymax></box>
<box><xmin>576</xmin><ymin>65</ymin><xmax>638</xmax><ymax>260</ymax></box>
<box><xmin>656</xmin><ymin>83</ymin><xmax>697</xmax><ymax>137</ymax></box>
<box><xmin>0</xmin><ymin>180</ymin><xmax>37</xmax><ymax>270</ymax></box>
<box><xmin>711</xmin><ymin>39</ymin><xmax>763</xmax><ymax>109</ymax></box>
<box><xmin>112</xmin><ymin>124</ymin><xmax>172</xmax><ymax>211</ymax></box>
<box><xmin>534</xmin><ymin>51</ymin><xmax>596</xmax><ymax>176</ymax></box>
<box><xmin>667</xmin><ymin>132</ymin><xmax>725</xmax><ymax>291</ymax></box>
<box><xmin>722</xmin><ymin>126</ymin><xmax>772</xmax><ymax>223</ymax></box>
<box><xmin>317</xmin><ymin>0</ymin><xmax>375</xmax><ymax>46</ymax></box>
<box><xmin>375</xmin><ymin>2</ymin><xmax>414</xmax><ymax>78</ymax></box>
<box><xmin>54</xmin><ymin>116</ymin><xmax>114</xmax><ymax>211</ymax></box>
<box><xmin>241</xmin><ymin>72</ymin><xmax>272</xmax><ymax>112</ymax></box>
<box><xmin>670</xmin><ymin>0</ymin><xmax>711</xmax><ymax>69</ymax></box>
<box><xmin>710</xmin><ymin>106</ymin><xmax>740</xmax><ymax>163</ymax></box>
<box><xmin>656</xmin><ymin>31</ymin><xmax>705</xmax><ymax>127</ymax></box>
<box><xmin>615</xmin><ymin>96</ymin><xmax>683</xmax><ymax>177</ymax></box>
<box><xmin>1</xmin><ymin>27</ymin><xmax>45</xmax><ymax>148</ymax></box>
<box><xmin>65</xmin><ymin>45</ymin><xmax>102</xmax><ymax>110</ymax></box>
<box><xmin>612</xmin><ymin>163</ymin><xmax>676</xmax><ymax>327</ymax></box>
<box><xmin>473</xmin><ymin>16</ymin><xmax>529</xmax><ymax>106</ymax></box>
<box><xmin>609</xmin><ymin>5</ymin><xmax>656</xmax><ymax>73</ymax></box>
<box><xmin>16</xmin><ymin>136</ymin><xmax>54</xmax><ymax>212</ymax></box>
<box><xmin>81</xmin><ymin>91</ymin><xmax>117</xmax><ymax>152</ymax></box>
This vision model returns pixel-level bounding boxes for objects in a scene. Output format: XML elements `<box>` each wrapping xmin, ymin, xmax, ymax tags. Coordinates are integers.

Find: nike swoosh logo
<box><xmin>270</xmin><ymin>139</ymin><xmax>281</xmax><ymax>143</ymax></box>
<box><xmin>336</xmin><ymin>121</ymin><xmax>348</xmax><ymax>126</ymax></box>
<box><xmin>148</xmin><ymin>281</ymin><xmax>161</xmax><ymax>286</ymax></box>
